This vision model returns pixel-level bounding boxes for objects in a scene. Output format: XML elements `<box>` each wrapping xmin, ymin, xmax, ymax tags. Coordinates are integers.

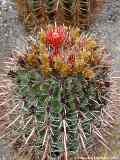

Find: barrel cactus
<box><xmin>0</xmin><ymin>25</ymin><xmax>113</xmax><ymax>159</ymax></box>
<box><xmin>16</xmin><ymin>0</ymin><xmax>102</xmax><ymax>30</ymax></box>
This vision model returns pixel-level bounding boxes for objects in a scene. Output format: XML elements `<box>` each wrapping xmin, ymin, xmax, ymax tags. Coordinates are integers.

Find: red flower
<box><xmin>46</xmin><ymin>26</ymin><xmax>65</xmax><ymax>48</ymax></box>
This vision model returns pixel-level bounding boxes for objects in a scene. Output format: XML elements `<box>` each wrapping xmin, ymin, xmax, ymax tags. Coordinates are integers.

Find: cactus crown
<box><xmin>25</xmin><ymin>25</ymin><xmax>100</xmax><ymax>79</ymax></box>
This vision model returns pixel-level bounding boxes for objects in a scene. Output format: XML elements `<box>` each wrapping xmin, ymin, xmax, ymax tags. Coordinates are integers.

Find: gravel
<box><xmin>90</xmin><ymin>0</ymin><xmax>120</xmax><ymax>73</ymax></box>
<box><xmin>89</xmin><ymin>1</ymin><xmax>120</xmax><ymax>159</ymax></box>
<box><xmin>0</xmin><ymin>0</ymin><xmax>26</xmax><ymax>56</ymax></box>
<box><xmin>0</xmin><ymin>143</ymin><xmax>13</xmax><ymax>160</ymax></box>
<box><xmin>0</xmin><ymin>0</ymin><xmax>25</xmax><ymax>159</ymax></box>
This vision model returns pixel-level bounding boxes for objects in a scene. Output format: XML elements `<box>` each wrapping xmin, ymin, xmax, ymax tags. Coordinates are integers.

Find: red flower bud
<box><xmin>46</xmin><ymin>26</ymin><xmax>65</xmax><ymax>48</ymax></box>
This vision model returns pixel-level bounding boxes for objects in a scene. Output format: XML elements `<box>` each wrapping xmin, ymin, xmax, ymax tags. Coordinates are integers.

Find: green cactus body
<box><xmin>15</xmin><ymin>69</ymin><xmax>107</xmax><ymax>159</ymax></box>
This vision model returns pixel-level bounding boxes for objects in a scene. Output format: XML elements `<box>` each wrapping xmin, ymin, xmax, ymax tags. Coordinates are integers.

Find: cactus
<box><xmin>0</xmin><ymin>25</ymin><xmax>113</xmax><ymax>159</ymax></box>
<box><xmin>16</xmin><ymin>0</ymin><xmax>102</xmax><ymax>30</ymax></box>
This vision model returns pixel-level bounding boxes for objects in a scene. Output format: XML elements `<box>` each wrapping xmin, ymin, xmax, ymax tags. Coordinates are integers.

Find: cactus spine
<box><xmin>0</xmin><ymin>25</ymin><xmax>113</xmax><ymax>159</ymax></box>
